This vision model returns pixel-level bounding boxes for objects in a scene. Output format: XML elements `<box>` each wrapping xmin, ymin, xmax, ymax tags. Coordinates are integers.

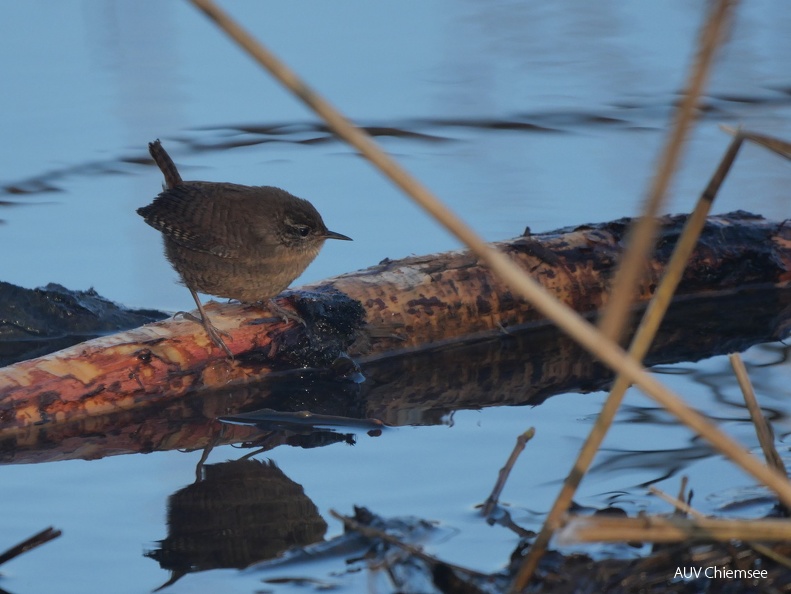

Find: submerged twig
<box><xmin>482</xmin><ymin>428</ymin><xmax>535</xmax><ymax>517</ymax></box>
<box><xmin>0</xmin><ymin>527</ymin><xmax>62</xmax><ymax>567</ymax></box>
<box><xmin>328</xmin><ymin>510</ymin><xmax>489</xmax><ymax>581</ymax></box>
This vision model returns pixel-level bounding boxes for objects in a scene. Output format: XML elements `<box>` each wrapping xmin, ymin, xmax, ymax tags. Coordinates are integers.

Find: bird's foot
<box><xmin>176</xmin><ymin>311</ymin><xmax>234</xmax><ymax>357</ymax></box>
<box><xmin>267</xmin><ymin>298</ymin><xmax>307</xmax><ymax>327</ymax></box>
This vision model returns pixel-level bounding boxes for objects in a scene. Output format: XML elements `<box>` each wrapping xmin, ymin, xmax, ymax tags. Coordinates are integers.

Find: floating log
<box><xmin>5</xmin><ymin>285</ymin><xmax>790</xmax><ymax>464</ymax></box>
<box><xmin>1</xmin><ymin>210</ymin><xmax>790</xmax><ymax>432</ymax></box>
<box><xmin>0</xmin><ymin>281</ymin><xmax>167</xmax><ymax>367</ymax></box>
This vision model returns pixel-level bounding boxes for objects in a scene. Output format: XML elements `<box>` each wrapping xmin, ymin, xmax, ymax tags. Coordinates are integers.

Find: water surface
<box><xmin>2</xmin><ymin>2</ymin><xmax>791</xmax><ymax>593</ymax></box>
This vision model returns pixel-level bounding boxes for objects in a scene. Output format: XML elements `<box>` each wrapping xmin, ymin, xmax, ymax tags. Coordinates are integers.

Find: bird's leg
<box><xmin>182</xmin><ymin>288</ymin><xmax>234</xmax><ymax>357</ymax></box>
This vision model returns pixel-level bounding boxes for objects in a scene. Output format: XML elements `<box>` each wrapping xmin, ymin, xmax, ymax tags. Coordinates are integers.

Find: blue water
<box><xmin>2</xmin><ymin>2</ymin><xmax>791</xmax><ymax>592</ymax></box>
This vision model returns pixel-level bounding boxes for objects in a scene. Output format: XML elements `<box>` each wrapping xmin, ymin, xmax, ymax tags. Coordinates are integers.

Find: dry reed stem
<box><xmin>649</xmin><ymin>485</ymin><xmax>696</xmax><ymax>516</ymax></box>
<box><xmin>721</xmin><ymin>125</ymin><xmax>791</xmax><ymax>161</ymax></box>
<box><xmin>597</xmin><ymin>0</ymin><xmax>738</xmax><ymax>344</ymax></box>
<box><xmin>513</xmin><ymin>130</ymin><xmax>746</xmax><ymax>588</ymax></box>
<box><xmin>650</xmin><ymin>484</ymin><xmax>791</xmax><ymax>570</ymax></box>
<box><xmin>482</xmin><ymin>428</ymin><xmax>535</xmax><ymax>517</ymax></box>
<box><xmin>729</xmin><ymin>353</ymin><xmax>786</xmax><ymax>475</ymax></box>
<box><xmin>185</xmin><ymin>0</ymin><xmax>791</xmax><ymax>586</ymax></box>
<box><xmin>557</xmin><ymin>514</ymin><xmax>791</xmax><ymax>544</ymax></box>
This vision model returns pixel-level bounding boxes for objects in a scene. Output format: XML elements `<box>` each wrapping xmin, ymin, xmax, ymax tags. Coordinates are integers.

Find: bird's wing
<box><xmin>137</xmin><ymin>184</ymin><xmax>243</xmax><ymax>258</ymax></box>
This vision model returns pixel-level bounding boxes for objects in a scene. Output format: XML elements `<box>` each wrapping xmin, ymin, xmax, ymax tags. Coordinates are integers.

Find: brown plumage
<box><xmin>138</xmin><ymin>140</ymin><xmax>351</xmax><ymax>356</ymax></box>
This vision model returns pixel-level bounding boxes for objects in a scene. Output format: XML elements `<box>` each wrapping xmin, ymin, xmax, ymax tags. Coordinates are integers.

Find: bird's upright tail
<box><xmin>149</xmin><ymin>139</ymin><xmax>183</xmax><ymax>189</ymax></box>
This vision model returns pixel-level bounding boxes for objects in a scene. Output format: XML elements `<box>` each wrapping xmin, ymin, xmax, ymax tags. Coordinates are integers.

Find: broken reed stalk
<box><xmin>482</xmin><ymin>428</ymin><xmax>535</xmax><ymax>517</ymax></box>
<box><xmin>514</xmin><ymin>130</ymin><xmax>746</xmax><ymax>588</ymax></box>
<box><xmin>186</xmin><ymin>0</ymin><xmax>791</xmax><ymax>584</ymax></box>
<box><xmin>722</xmin><ymin>126</ymin><xmax>791</xmax><ymax>161</ymax></box>
<box><xmin>557</xmin><ymin>514</ymin><xmax>791</xmax><ymax>545</ymax></box>
<box><xmin>650</xmin><ymin>485</ymin><xmax>791</xmax><ymax>570</ymax></box>
<box><xmin>597</xmin><ymin>0</ymin><xmax>738</xmax><ymax>344</ymax></box>
<box><xmin>729</xmin><ymin>353</ymin><xmax>786</xmax><ymax>475</ymax></box>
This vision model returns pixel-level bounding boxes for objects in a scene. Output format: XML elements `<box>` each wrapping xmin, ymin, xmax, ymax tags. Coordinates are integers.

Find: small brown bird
<box><xmin>138</xmin><ymin>140</ymin><xmax>351</xmax><ymax>356</ymax></box>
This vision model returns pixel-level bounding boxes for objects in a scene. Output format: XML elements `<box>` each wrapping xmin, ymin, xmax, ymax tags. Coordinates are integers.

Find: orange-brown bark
<box><xmin>5</xmin><ymin>285</ymin><xmax>790</xmax><ymax>464</ymax></box>
<box><xmin>310</xmin><ymin>210</ymin><xmax>791</xmax><ymax>352</ymax></box>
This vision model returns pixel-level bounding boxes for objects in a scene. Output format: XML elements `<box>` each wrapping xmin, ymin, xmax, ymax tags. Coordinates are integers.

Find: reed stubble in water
<box><xmin>138</xmin><ymin>140</ymin><xmax>351</xmax><ymax>356</ymax></box>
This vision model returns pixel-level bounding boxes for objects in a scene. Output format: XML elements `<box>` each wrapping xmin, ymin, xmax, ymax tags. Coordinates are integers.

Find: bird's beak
<box><xmin>324</xmin><ymin>230</ymin><xmax>353</xmax><ymax>241</ymax></box>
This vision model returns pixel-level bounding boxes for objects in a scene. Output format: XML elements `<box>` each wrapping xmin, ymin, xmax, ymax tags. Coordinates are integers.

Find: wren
<box><xmin>138</xmin><ymin>140</ymin><xmax>351</xmax><ymax>356</ymax></box>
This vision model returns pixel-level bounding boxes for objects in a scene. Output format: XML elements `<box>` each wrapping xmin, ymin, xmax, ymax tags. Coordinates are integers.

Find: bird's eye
<box><xmin>295</xmin><ymin>225</ymin><xmax>311</xmax><ymax>237</ymax></box>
